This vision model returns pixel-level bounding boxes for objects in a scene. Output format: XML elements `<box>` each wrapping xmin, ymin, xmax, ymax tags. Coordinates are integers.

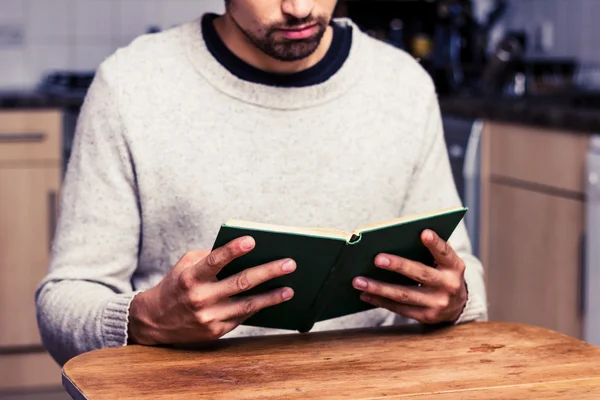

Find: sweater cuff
<box><xmin>101</xmin><ymin>291</ymin><xmax>141</xmax><ymax>348</ymax></box>
<box><xmin>454</xmin><ymin>284</ymin><xmax>484</xmax><ymax>325</ymax></box>
<box><xmin>454</xmin><ymin>267</ymin><xmax>488</xmax><ymax>325</ymax></box>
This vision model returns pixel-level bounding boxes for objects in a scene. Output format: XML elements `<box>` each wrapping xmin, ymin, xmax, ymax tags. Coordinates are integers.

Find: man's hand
<box><xmin>352</xmin><ymin>229</ymin><xmax>467</xmax><ymax>324</ymax></box>
<box><xmin>128</xmin><ymin>236</ymin><xmax>295</xmax><ymax>345</ymax></box>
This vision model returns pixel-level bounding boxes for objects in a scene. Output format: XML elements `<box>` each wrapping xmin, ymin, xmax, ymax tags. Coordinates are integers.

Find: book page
<box><xmin>352</xmin><ymin>206</ymin><xmax>466</xmax><ymax>235</ymax></box>
<box><xmin>224</xmin><ymin>219</ymin><xmax>353</xmax><ymax>241</ymax></box>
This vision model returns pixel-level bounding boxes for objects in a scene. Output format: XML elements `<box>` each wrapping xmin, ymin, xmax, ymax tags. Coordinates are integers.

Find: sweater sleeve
<box><xmin>35</xmin><ymin>55</ymin><xmax>142</xmax><ymax>367</ymax></box>
<box><xmin>398</xmin><ymin>88</ymin><xmax>488</xmax><ymax>325</ymax></box>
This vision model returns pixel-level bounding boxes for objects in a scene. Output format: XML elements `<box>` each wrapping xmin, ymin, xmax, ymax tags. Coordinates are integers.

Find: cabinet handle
<box><xmin>0</xmin><ymin>133</ymin><xmax>46</xmax><ymax>143</ymax></box>
<box><xmin>48</xmin><ymin>191</ymin><xmax>57</xmax><ymax>251</ymax></box>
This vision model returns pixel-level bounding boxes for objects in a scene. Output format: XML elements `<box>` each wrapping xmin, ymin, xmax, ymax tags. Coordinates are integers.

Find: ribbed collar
<box><xmin>201</xmin><ymin>13</ymin><xmax>353</xmax><ymax>88</ymax></box>
<box><xmin>183</xmin><ymin>16</ymin><xmax>370</xmax><ymax>110</ymax></box>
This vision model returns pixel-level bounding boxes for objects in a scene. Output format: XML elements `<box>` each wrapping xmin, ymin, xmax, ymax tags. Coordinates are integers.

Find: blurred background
<box><xmin>0</xmin><ymin>0</ymin><xmax>599</xmax><ymax>398</ymax></box>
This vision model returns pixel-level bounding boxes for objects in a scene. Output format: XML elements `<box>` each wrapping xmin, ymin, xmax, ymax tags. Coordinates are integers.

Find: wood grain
<box><xmin>487</xmin><ymin>121</ymin><xmax>589</xmax><ymax>193</ymax></box>
<box><xmin>399</xmin><ymin>378</ymin><xmax>600</xmax><ymax>399</ymax></box>
<box><xmin>485</xmin><ymin>183</ymin><xmax>584</xmax><ymax>339</ymax></box>
<box><xmin>0</xmin><ymin>166</ymin><xmax>61</xmax><ymax>348</ymax></box>
<box><xmin>62</xmin><ymin>322</ymin><xmax>600</xmax><ymax>399</ymax></box>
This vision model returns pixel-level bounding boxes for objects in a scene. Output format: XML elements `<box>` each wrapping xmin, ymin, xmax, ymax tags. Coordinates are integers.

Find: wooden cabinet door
<box><xmin>0</xmin><ymin>166</ymin><xmax>60</xmax><ymax>348</ymax></box>
<box><xmin>0</xmin><ymin>110</ymin><xmax>62</xmax><ymax>163</ymax></box>
<box><xmin>485</xmin><ymin>182</ymin><xmax>584</xmax><ymax>338</ymax></box>
<box><xmin>486</xmin><ymin>121</ymin><xmax>589</xmax><ymax>194</ymax></box>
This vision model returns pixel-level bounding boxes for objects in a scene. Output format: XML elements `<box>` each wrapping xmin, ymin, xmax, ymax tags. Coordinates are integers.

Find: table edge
<box><xmin>62</xmin><ymin>369</ymin><xmax>87</xmax><ymax>400</ymax></box>
<box><xmin>59</xmin><ymin>366</ymin><xmax>600</xmax><ymax>399</ymax></box>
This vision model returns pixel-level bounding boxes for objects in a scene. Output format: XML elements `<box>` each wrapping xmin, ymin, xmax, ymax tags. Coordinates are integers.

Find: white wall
<box><xmin>0</xmin><ymin>0</ymin><xmax>226</xmax><ymax>89</ymax></box>
<box><xmin>504</xmin><ymin>0</ymin><xmax>599</xmax><ymax>64</ymax></box>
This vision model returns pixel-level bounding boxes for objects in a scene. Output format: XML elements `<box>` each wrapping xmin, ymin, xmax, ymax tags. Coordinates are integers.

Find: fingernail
<box><xmin>241</xmin><ymin>237</ymin><xmax>254</xmax><ymax>250</ymax></box>
<box><xmin>281</xmin><ymin>288</ymin><xmax>294</xmax><ymax>300</ymax></box>
<box><xmin>361</xmin><ymin>293</ymin><xmax>372</xmax><ymax>302</ymax></box>
<box><xmin>354</xmin><ymin>277</ymin><xmax>368</xmax><ymax>289</ymax></box>
<box><xmin>281</xmin><ymin>259</ymin><xmax>296</xmax><ymax>272</ymax></box>
<box><xmin>423</xmin><ymin>230</ymin><xmax>434</xmax><ymax>242</ymax></box>
<box><xmin>375</xmin><ymin>255</ymin><xmax>390</xmax><ymax>267</ymax></box>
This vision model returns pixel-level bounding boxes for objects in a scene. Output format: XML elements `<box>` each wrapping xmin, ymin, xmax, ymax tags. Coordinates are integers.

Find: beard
<box><xmin>230</xmin><ymin>13</ymin><xmax>330</xmax><ymax>62</ymax></box>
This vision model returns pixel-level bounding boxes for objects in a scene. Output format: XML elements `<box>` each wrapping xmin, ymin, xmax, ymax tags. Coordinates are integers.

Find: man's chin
<box><xmin>268</xmin><ymin>35</ymin><xmax>326</xmax><ymax>62</ymax></box>
<box><xmin>271</xmin><ymin>46</ymin><xmax>321</xmax><ymax>62</ymax></box>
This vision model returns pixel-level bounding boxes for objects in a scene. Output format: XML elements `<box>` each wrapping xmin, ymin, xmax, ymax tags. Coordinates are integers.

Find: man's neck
<box><xmin>212</xmin><ymin>13</ymin><xmax>334</xmax><ymax>74</ymax></box>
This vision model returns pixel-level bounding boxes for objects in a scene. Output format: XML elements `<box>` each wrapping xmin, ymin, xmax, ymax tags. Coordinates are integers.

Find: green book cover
<box><xmin>213</xmin><ymin>207</ymin><xmax>467</xmax><ymax>333</ymax></box>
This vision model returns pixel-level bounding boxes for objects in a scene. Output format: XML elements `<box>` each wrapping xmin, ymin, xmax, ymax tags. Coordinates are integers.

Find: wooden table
<box><xmin>62</xmin><ymin>322</ymin><xmax>600</xmax><ymax>399</ymax></box>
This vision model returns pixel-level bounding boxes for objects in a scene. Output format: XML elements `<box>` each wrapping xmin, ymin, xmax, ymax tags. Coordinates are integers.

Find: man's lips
<box><xmin>278</xmin><ymin>24</ymin><xmax>319</xmax><ymax>40</ymax></box>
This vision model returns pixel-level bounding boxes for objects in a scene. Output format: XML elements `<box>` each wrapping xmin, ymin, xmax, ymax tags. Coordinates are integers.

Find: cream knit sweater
<box><xmin>35</xmin><ymin>17</ymin><xmax>488</xmax><ymax>366</ymax></box>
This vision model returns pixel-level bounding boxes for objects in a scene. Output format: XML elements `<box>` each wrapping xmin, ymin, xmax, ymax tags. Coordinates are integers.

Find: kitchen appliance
<box><xmin>442</xmin><ymin>115</ymin><xmax>482</xmax><ymax>256</ymax></box>
<box><xmin>462</xmin><ymin>119</ymin><xmax>483</xmax><ymax>257</ymax></box>
<box><xmin>479</xmin><ymin>32</ymin><xmax>525</xmax><ymax>96</ymax></box>
<box><xmin>584</xmin><ymin>134</ymin><xmax>600</xmax><ymax>347</ymax></box>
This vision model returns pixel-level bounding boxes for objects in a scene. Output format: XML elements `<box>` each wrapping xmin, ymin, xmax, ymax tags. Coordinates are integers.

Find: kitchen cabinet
<box><xmin>0</xmin><ymin>109</ymin><xmax>63</xmax><ymax>392</ymax></box>
<box><xmin>479</xmin><ymin>121</ymin><xmax>589</xmax><ymax>339</ymax></box>
<box><xmin>0</xmin><ymin>167</ymin><xmax>60</xmax><ymax>347</ymax></box>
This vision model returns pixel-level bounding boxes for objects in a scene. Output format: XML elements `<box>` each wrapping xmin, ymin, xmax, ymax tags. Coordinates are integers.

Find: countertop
<box><xmin>2</xmin><ymin>89</ymin><xmax>599</xmax><ymax>134</ymax></box>
<box><xmin>0</xmin><ymin>90</ymin><xmax>85</xmax><ymax>110</ymax></box>
<box><xmin>439</xmin><ymin>92</ymin><xmax>600</xmax><ymax>134</ymax></box>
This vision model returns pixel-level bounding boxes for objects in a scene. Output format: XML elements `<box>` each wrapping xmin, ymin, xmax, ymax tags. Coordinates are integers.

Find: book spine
<box><xmin>298</xmin><ymin>236</ymin><xmax>359</xmax><ymax>332</ymax></box>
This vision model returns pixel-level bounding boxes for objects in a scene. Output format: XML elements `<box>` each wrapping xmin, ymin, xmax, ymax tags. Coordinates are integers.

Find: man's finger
<box><xmin>217</xmin><ymin>312</ymin><xmax>261</xmax><ymax>338</ymax></box>
<box><xmin>219</xmin><ymin>318</ymin><xmax>247</xmax><ymax>334</ymax></box>
<box><xmin>210</xmin><ymin>287</ymin><xmax>294</xmax><ymax>321</ymax></box>
<box><xmin>214</xmin><ymin>258</ymin><xmax>296</xmax><ymax>298</ymax></box>
<box><xmin>352</xmin><ymin>277</ymin><xmax>434</xmax><ymax>307</ymax></box>
<box><xmin>177</xmin><ymin>250</ymin><xmax>211</xmax><ymax>268</ymax></box>
<box><xmin>194</xmin><ymin>236</ymin><xmax>256</xmax><ymax>280</ymax></box>
<box><xmin>360</xmin><ymin>293</ymin><xmax>430</xmax><ymax>322</ymax></box>
<box><xmin>373</xmin><ymin>254</ymin><xmax>444</xmax><ymax>287</ymax></box>
<box><xmin>420</xmin><ymin>230</ymin><xmax>460</xmax><ymax>270</ymax></box>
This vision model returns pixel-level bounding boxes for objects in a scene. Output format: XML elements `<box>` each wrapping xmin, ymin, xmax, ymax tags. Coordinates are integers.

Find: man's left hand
<box><xmin>352</xmin><ymin>229</ymin><xmax>467</xmax><ymax>324</ymax></box>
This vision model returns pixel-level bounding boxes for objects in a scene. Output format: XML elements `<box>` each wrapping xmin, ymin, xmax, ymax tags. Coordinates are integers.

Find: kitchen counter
<box><xmin>3</xmin><ymin>88</ymin><xmax>600</xmax><ymax>134</ymax></box>
<box><xmin>0</xmin><ymin>90</ymin><xmax>85</xmax><ymax>110</ymax></box>
<box><xmin>440</xmin><ymin>93</ymin><xmax>600</xmax><ymax>134</ymax></box>
<box><xmin>0</xmin><ymin>91</ymin><xmax>82</xmax><ymax>173</ymax></box>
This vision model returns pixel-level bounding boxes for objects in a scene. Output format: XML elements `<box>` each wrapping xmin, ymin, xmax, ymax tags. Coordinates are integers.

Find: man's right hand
<box><xmin>127</xmin><ymin>236</ymin><xmax>295</xmax><ymax>345</ymax></box>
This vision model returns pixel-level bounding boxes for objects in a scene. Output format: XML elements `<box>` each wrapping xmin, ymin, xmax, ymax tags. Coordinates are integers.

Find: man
<box><xmin>36</xmin><ymin>0</ymin><xmax>487</xmax><ymax>367</ymax></box>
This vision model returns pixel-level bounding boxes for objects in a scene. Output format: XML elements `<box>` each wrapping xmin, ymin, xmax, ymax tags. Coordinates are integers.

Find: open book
<box><xmin>213</xmin><ymin>206</ymin><xmax>467</xmax><ymax>333</ymax></box>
